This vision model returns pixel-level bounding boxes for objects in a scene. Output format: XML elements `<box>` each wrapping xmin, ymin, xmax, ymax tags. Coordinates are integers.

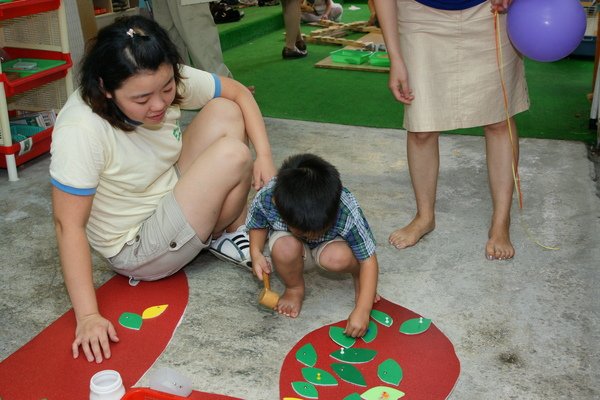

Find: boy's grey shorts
<box><xmin>107</xmin><ymin>191</ymin><xmax>209</xmax><ymax>281</ymax></box>
<box><xmin>268</xmin><ymin>230</ymin><xmax>344</xmax><ymax>270</ymax></box>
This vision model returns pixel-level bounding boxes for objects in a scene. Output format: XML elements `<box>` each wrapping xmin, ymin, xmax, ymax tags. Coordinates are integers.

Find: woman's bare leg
<box><xmin>484</xmin><ymin>118</ymin><xmax>518</xmax><ymax>260</ymax></box>
<box><xmin>174</xmin><ymin>98</ymin><xmax>253</xmax><ymax>242</ymax></box>
<box><xmin>389</xmin><ymin>131</ymin><xmax>439</xmax><ymax>249</ymax></box>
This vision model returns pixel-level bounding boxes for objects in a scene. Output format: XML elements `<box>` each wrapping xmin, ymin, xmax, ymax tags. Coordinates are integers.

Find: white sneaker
<box><xmin>208</xmin><ymin>225</ymin><xmax>252</xmax><ymax>270</ymax></box>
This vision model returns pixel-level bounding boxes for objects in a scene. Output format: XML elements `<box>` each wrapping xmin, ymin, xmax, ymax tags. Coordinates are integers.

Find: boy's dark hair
<box><xmin>274</xmin><ymin>153</ymin><xmax>342</xmax><ymax>233</ymax></box>
<box><xmin>79</xmin><ymin>15</ymin><xmax>184</xmax><ymax>131</ymax></box>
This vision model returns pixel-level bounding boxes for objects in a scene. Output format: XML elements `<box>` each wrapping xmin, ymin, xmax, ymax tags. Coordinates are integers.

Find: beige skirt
<box><xmin>396</xmin><ymin>0</ymin><xmax>529</xmax><ymax>132</ymax></box>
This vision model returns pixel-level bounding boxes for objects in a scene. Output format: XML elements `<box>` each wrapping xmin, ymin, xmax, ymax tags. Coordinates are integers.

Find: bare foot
<box><xmin>388</xmin><ymin>216</ymin><xmax>435</xmax><ymax>249</ymax></box>
<box><xmin>276</xmin><ymin>286</ymin><xmax>305</xmax><ymax>318</ymax></box>
<box><xmin>486</xmin><ymin>222</ymin><xmax>514</xmax><ymax>260</ymax></box>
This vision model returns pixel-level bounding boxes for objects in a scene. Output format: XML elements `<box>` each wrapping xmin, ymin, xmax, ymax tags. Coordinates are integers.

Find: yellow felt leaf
<box><xmin>142</xmin><ymin>304</ymin><xmax>169</xmax><ymax>319</ymax></box>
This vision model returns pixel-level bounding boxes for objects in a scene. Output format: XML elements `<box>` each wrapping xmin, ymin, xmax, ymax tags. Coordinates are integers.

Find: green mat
<box><xmin>218</xmin><ymin>4</ymin><xmax>283</xmax><ymax>51</ymax></box>
<box><xmin>221</xmin><ymin>3</ymin><xmax>596</xmax><ymax>143</ymax></box>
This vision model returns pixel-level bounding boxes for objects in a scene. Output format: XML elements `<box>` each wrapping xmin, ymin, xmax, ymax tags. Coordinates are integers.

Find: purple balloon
<box><xmin>507</xmin><ymin>0</ymin><xmax>587</xmax><ymax>62</ymax></box>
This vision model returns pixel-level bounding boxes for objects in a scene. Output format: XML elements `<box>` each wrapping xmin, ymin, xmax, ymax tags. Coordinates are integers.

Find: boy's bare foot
<box><xmin>388</xmin><ymin>216</ymin><xmax>435</xmax><ymax>249</ymax></box>
<box><xmin>486</xmin><ymin>222</ymin><xmax>514</xmax><ymax>260</ymax></box>
<box><xmin>277</xmin><ymin>286</ymin><xmax>305</xmax><ymax>318</ymax></box>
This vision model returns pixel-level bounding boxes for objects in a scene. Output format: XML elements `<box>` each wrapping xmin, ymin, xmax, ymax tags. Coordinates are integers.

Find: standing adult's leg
<box><xmin>484</xmin><ymin>118</ymin><xmax>518</xmax><ymax>260</ymax></box>
<box><xmin>152</xmin><ymin>0</ymin><xmax>232</xmax><ymax>77</ymax></box>
<box><xmin>389</xmin><ymin>131</ymin><xmax>439</xmax><ymax>249</ymax></box>
<box><xmin>281</xmin><ymin>0</ymin><xmax>307</xmax><ymax>58</ymax></box>
<box><xmin>151</xmin><ymin>0</ymin><xmax>188</xmax><ymax>64</ymax></box>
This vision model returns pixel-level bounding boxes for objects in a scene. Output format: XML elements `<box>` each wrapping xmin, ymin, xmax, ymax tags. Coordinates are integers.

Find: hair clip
<box><xmin>126</xmin><ymin>28</ymin><xmax>135</xmax><ymax>38</ymax></box>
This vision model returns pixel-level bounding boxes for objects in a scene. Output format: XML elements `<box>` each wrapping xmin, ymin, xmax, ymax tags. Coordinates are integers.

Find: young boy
<box><xmin>246</xmin><ymin>153</ymin><xmax>379</xmax><ymax>338</ymax></box>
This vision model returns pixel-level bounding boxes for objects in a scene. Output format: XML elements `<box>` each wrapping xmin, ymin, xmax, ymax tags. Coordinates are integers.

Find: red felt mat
<box><xmin>0</xmin><ymin>271</ymin><xmax>190</xmax><ymax>400</ymax></box>
<box><xmin>279</xmin><ymin>297</ymin><xmax>460</xmax><ymax>399</ymax></box>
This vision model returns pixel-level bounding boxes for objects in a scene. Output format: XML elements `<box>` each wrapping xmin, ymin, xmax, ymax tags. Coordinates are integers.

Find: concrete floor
<box><xmin>1</xmin><ymin>117</ymin><xmax>599</xmax><ymax>399</ymax></box>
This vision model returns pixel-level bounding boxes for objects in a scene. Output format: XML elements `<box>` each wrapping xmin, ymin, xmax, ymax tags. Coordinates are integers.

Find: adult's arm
<box><xmin>373</xmin><ymin>0</ymin><xmax>414</xmax><ymax>104</ymax></box>
<box><xmin>52</xmin><ymin>187</ymin><xmax>119</xmax><ymax>363</ymax></box>
<box><xmin>219</xmin><ymin>77</ymin><xmax>276</xmax><ymax>189</ymax></box>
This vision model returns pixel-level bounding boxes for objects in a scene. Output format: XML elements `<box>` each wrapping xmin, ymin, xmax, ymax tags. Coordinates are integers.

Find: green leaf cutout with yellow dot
<box><xmin>329</xmin><ymin>326</ymin><xmax>356</xmax><ymax>348</ymax></box>
<box><xmin>301</xmin><ymin>367</ymin><xmax>338</xmax><ymax>386</ymax></box>
<box><xmin>141</xmin><ymin>304</ymin><xmax>168</xmax><ymax>319</ymax></box>
<box><xmin>118</xmin><ymin>312</ymin><xmax>143</xmax><ymax>330</ymax></box>
<box><xmin>370</xmin><ymin>309</ymin><xmax>393</xmax><ymax>327</ymax></box>
<box><xmin>295</xmin><ymin>343</ymin><xmax>317</xmax><ymax>367</ymax></box>
<box><xmin>360</xmin><ymin>386</ymin><xmax>405</xmax><ymax>400</ymax></box>
<box><xmin>342</xmin><ymin>393</ymin><xmax>362</xmax><ymax>400</ymax></box>
<box><xmin>361</xmin><ymin>320</ymin><xmax>378</xmax><ymax>343</ymax></box>
<box><xmin>331</xmin><ymin>363</ymin><xmax>366</xmax><ymax>387</ymax></box>
<box><xmin>399</xmin><ymin>317</ymin><xmax>432</xmax><ymax>335</ymax></box>
<box><xmin>378</xmin><ymin>358</ymin><xmax>403</xmax><ymax>386</ymax></box>
<box><xmin>330</xmin><ymin>347</ymin><xmax>377</xmax><ymax>363</ymax></box>
<box><xmin>291</xmin><ymin>381</ymin><xmax>318</xmax><ymax>399</ymax></box>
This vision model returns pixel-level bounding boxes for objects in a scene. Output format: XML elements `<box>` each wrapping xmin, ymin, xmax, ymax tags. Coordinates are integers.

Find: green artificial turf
<box><xmin>218</xmin><ymin>4</ymin><xmax>284</xmax><ymax>51</ymax></box>
<box><xmin>220</xmin><ymin>2</ymin><xmax>596</xmax><ymax>143</ymax></box>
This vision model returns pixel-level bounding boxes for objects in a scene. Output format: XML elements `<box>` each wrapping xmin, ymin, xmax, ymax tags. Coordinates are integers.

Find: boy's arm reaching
<box><xmin>344</xmin><ymin>255</ymin><xmax>379</xmax><ymax>337</ymax></box>
<box><xmin>249</xmin><ymin>227</ymin><xmax>270</xmax><ymax>279</ymax></box>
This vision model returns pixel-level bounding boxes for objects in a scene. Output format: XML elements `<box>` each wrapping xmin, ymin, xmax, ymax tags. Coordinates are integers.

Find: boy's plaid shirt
<box><xmin>246</xmin><ymin>178</ymin><xmax>376</xmax><ymax>261</ymax></box>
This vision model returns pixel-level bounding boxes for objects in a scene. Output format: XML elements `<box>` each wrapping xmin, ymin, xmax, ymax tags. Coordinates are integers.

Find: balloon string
<box><xmin>493</xmin><ymin>11</ymin><xmax>522</xmax><ymax>209</ymax></box>
<box><xmin>493</xmin><ymin>11</ymin><xmax>559</xmax><ymax>251</ymax></box>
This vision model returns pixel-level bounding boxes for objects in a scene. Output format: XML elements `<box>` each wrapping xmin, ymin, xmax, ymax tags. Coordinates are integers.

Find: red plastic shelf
<box><xmin>0</xmin><ymin>0</ymin><xmax>60</xmax><ymax>20</ymax></box>
<box><xmin>0</xmin><ymin>125</ymin><xmax>52</xmax><ymax>168</ymax></box>
<box><xmin>0</xmin><ymin>48</ymin><xmax>72</xmax><ymax>97</ymax></box>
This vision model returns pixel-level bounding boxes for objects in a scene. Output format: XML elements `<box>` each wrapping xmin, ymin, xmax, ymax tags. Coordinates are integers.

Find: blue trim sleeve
<box><xmin>211</xmin><ymin>73</ymin><xmax>222</xmax><ymax>98</ymax></box>
<box><xmin>51</xmin><ymin>178</ymin><xmax>96</xmax><ymax>196</ymax></box>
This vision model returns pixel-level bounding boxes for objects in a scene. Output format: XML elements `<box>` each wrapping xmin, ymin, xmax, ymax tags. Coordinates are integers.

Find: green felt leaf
<box><xmin>291</xmin><ymin>381</ymin><xmax>319</xmax><ymax>399</ymax></box>
<box><xmin>331</xmin><ymin>363</ymin><xmax>366</xmax><ymax>387</ymax></box>
<box><xmin>360</xmin><ymin>386</ymin><xmax>405</xmax><ymax>399</ymax></box>
<box><xmin>118</xmin><ymin>312</ymin><xmax>143</xmax><ymax>330</ymax></box>
<box><xmin>342</xmin><ymin>393</ymin><xmax>362</xmax><ymax>400</ymax></box>
<box><xmin>370</xmin><ymin>309</ymin><xmax>393</xmax><ymax>327</ymax></box>
<box><xmin>296</xmin><ymin>343</ymin><xmax>318</xmax><ymax>367</ymax></box>
<box><xmin>361</xmin><ymin>320</ymin><xmax>377</xmax><ymax>343</ymax></box>
<box><xmin>301</xmin><ymin>367</ymin><xmax>338</xmax><ymax>386</ymax></box>
<box><xmin>330</xmin><ymin>347</ymin><xmax>377</xmax><ymax>363</ymax></box>
<box><xmin>378</xmin><ymin>358</ymin><xmax>403</xmax><ymax>386</ymax></box>
<box><xmin>329</xmin><ymin>326</ymin><xmax>356</xmax><ymax>348</ymax></box>
<box><xmin>399</xmin><ymin>317</ymin><xmax>432</xmax><ymax>335</ymax></box>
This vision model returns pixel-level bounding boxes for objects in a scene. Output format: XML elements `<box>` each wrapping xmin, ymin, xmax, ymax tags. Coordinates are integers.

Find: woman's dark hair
<box><xmin>274</xmin><ymin>153</ymin><xmax>342</xmax><ymax>233</ymax></box>
<box><xmin>79</xmin><ymin>15</ymin><xmax>184</xmax><ymax>131</ymax></box>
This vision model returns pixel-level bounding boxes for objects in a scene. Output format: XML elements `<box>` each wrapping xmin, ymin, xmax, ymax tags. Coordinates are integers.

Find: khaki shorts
<box><xmin>107</xmin><ymin>191</ymin><xmax>209</xmax><ymax>281</ymax></box>
<box><xmin>268</xmin><ymin>230</ymin><xmax>344</xmax><ymax>270</ymax></box>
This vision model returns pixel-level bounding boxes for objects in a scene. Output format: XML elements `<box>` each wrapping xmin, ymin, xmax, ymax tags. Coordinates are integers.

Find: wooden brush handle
<box><xmin>263</xmin><ymin>273</ymin><xmax>270</xmax><ymax>290</ymax></box>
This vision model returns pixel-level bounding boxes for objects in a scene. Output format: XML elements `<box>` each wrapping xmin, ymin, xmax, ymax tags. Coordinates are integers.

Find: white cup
<box><xmin>89</xmin><ymin>370</ymin><xmax>126</xmax><ymax>400</ymax></box>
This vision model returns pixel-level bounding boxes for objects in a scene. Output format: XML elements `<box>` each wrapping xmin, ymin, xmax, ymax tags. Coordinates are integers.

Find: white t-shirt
<box><xmin>50</xmin><ymin>65</ymin><xmax>220</xmax><ymax>258</ymax></box>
